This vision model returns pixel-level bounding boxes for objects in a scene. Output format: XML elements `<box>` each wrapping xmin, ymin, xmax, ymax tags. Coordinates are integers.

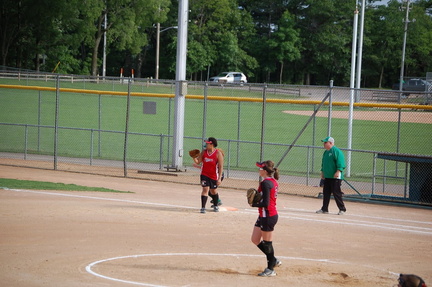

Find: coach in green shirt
<box><xmin>316</xmin><ymin>136</ymin><xmax>347</xmax><ymax>215</ymax></box>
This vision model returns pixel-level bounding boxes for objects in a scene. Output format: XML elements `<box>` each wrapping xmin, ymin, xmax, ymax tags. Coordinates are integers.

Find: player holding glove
<box><xmin>191</xmin><ymin>137</ymin><xmax>224</xmax><ymax>213</ymax></box>
<box><xmin>250</xmin><ymin>160</ymin><xmax>281</xmax><ymax>277</ymax></box>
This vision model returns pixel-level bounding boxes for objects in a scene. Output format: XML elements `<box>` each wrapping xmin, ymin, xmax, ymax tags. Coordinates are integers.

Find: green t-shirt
<box><xmin>321</xmin><ymin>146</ymin><xmax>346</xmax><ymax>179</ymax></box>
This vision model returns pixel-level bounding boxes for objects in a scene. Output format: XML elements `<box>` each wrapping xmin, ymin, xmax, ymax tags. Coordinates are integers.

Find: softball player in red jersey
<box><xmin>192</xmin><ymin>137</ymin><xmax>224</xmax><ymax>213</ymax></box>
<box><xmin>251</xmin><ymin>160</ymin><xmax>281</xmax><ymax>277</ymax></box>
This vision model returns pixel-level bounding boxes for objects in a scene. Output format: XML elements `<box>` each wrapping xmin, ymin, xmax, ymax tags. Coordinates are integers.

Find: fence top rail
<box><xmin>1</xmin><ymin>84</ymin><xmax>432</xmax><ymax>110</ymax></box>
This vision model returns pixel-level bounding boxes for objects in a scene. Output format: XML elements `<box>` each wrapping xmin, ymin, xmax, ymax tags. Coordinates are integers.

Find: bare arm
<box><xmin>217</xmin><ymin>150</ymin><xmax>224</xmax><ymax>185</ymax></box>
<box><xmin>192</xmin><ymin>151</ymin><xmax>203</xmax><ymax>168</ymax></box>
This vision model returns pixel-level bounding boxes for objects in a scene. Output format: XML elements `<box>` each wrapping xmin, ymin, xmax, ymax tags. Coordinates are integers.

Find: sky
<box><xmin>372</xmin><ymin>0</ymin><xmax>391</xmax><ymax>5</ymax></box>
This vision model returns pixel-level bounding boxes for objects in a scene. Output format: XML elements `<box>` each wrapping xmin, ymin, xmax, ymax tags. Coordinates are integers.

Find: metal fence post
<box><xmin>404</xmin><ymin>162</ymin><xmax>409</xmax><ymax>199</ymax></box>
<box><xmin>54</xmin><ymin>75</ymin><xmax>60</xmax><ymax>170</ymax></box>
<box><xmin>38</xmin><ymin>91</ymin><xmax>41</xmax><ymax>152</ymax></box>
<box><xmin>90</xmin><ymin>129</ymin><xmax>94</xmax><ymax>166</ymax></box>
<box><xmin>202</xmin><ymin>83</ymin><xmax>208</xmax><ymax>140</ymax></box>
<box><xmin>306</xmin><ymin>146</ymin><xmax>310</xmax><ymax>186</ymax></box>
<box><xmin>327</xmin><ymin>80</ymin><xmax>333</xmax><ymax>136</ymax></box>
<box><xmin>259</xmin><ymin>85</ymin><xmax>267</xmax><ymax>163</ymax></box>
<box><xmin>312</xmin><ymin>104</ymin><xmax>317</xmax><ymax>173</ymax></box>
<box><xmin>98</xmin><ymin>94</ymin><xmax>102</xmax><ymax>157</ymax></box>
<box><xmin>372</xmin><ymin>153</ymin><xmax>377</xmax><ymax>195</ymax></box>
<box><xmin>159</xmin><ymin>134</ymin><xmax>164</xmax><ymax>170</ymax></box>
<box><xmin>123</xmin><ymin>78</ymin><xmax>131</xmax><ymax>177</ymax></box>
<box><xmin>167</xmin><ymin>97</ymin><xmax>172</xmax><ymax>163</ymax></box>
<box><xmin>227</xmin><ymin>139</ymin><xmax>231</xmax><ymax>178</ymax></box>
<box><xmin>236</xmin><ymin>101</ymin><xmax>241</xmax><ymax>167</ymax></box>
<box><xmin>24</xmin><ymin>124</ymin><xmax>28</xmax><ymax>160</ymax></box>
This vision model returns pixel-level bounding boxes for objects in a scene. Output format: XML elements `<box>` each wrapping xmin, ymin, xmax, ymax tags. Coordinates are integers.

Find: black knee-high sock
<box><xmin>208</xmin><ymin>192</ymin><xmax>215</xmax><ymax>203</ymax></box>
<box><xmin>201</xmin><ymin>195</ymin><xmax>208</xmax><ymax>208</ymax></box>
<box><xmin>262</xmin><ymin>240</ymin><xmax>276</xmax><ymax>270</ymax></box>
<box><xmin>212</xmin><ymin>193</ymin><xmax>219</xmax><ymax>205</ymax></box>
<box><xmin>257</xmin><ymin>241</ymin><xmax>266</xmax><ymax>254</ymax></box>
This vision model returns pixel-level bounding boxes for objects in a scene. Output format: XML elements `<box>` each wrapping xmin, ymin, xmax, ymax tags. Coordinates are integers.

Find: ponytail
<box><xmin>262</xmin><ymin>160</ymin><xmax>279</xmax><ymax>180</ymax></box>
<box><xmin>273</xmin><ymin>167</ymin><xmax>280</xmax><ymax>180</ymax></box>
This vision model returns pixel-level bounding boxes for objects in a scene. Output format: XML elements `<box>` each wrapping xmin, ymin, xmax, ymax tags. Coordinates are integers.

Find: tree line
<box><xmin>1</xmin><ymin>0</ymin><xmax>431</xmax><ymax>87</ymax></box>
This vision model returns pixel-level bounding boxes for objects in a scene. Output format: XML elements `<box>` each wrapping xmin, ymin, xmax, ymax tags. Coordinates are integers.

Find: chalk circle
<box><xmin>86</xmin><ymin>253</ymin><xmax>398</xmax><ymax>287</ymax></box>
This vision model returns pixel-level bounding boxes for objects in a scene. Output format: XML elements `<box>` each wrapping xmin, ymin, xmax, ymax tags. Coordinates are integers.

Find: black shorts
<box><xmin>254</xmin><ymin>215</ymin><xmax>278</xmax><ymax>232</ymax></box>
<box><xmin>200</xmin><ymin>175</ymin><xmax>218</xmax><ymax>189</ymax></box>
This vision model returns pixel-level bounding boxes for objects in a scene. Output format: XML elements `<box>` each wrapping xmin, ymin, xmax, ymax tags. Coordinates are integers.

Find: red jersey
<box><xmin>201</xmin><ymin>149</ymin><xmax>220</xmax><ymax>181</ymax></box>
<box><xmin>257</xmin><ymin>177</ymin><xmax>278</xmax><ymax>217</ymax></box>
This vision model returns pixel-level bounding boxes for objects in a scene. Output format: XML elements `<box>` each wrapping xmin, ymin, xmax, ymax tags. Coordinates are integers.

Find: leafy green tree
<box><xmin>268</xmin><ymin>11</ymin><xmax>302</xmax><ymax>84</ymax></box>
<box><xmin>363</xmin><ymin>1</ymin><xmax>405</xmax><ymax>88</ymax></box>
<box><xmin>404</xmin><ymin>2</ymin><xmax>432</xmax><ymax>78</ymax></box>
<box><xmin>79</xmin><ymin>0</ymin><xmax>170</xmax><ymax>76</ymax></box>
<box><xmin>182</xmin><ymin>0</ymin><xmax>257</xmax><ymax>80</ymax></box>
<box><xmin>364</xmin><ymin>0</ymin><xmax>432</xmax><ymax>88</ymax></box>
<box><xmin>0</xmin><ymin>0</ymin><xmax>81</xmax><ymax>72</ymax></box>
<box><xmin>239</xmin><ymin>0</ymin><xmax>292</xmax><ymax>82</ymax></box>
<box><xmin>291</xmin><ymin>0</ymin><xmax>355</xmax><ymax>85</ymax></box>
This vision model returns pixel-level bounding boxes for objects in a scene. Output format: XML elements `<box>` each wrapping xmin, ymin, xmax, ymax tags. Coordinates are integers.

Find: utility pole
<box><xmin>155</xmin><ymin>23</ymin><xmax>160</xmax><ymax>80</ymax></box>
<box><xmin>102</xmin><ymin>12</ymin><xmax>107</xmax><ymax>78</ymax></box>
<box><xmin>399</xmin><ymin>0</ymin><xmax>413</xmax><ymax>93</ymax></box>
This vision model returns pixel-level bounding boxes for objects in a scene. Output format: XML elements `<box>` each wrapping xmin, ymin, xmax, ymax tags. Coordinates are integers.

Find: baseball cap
<box><xmin>204</xmin><ymin>137</ymin><xmax>218</xmax><ymax>147</ymax></box>
<box><xmin>321</xmin><ymin>136</ymin><xmax>334</xmax><ymax>143</ymax></box>
<box><xmin>256</xmin><ymin>162</ymin><xmax>266</xmax><ymax>168</ymax></box>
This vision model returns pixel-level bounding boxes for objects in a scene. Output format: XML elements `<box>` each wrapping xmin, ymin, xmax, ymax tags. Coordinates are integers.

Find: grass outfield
<box><xmin>1</xmin><ymin>82</ymin><xmax>430</xmax><ymax>179</ymax></box>
<box><xmin>0</xmin><ymin>178</ymin><xmax>131</xmax><ymax>193</ymax></box>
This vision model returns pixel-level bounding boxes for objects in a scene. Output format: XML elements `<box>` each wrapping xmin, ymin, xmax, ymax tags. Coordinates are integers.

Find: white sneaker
<box><xmin>316</xmin><ymin>209</ymin><xmax>328</xmax><ymax>214</ymax></box>
<box><xmin>200</xmin><ymin>208</ymin><xmax>206</xmax><ymax>214</ymax></box>
<box><xmin>337</xmin><ymin>210</ymin><xmax>345</xmax><ymax>215</ymax></box>
<box><xmin>274</xmin><ymin>259</ymin><xmax>282</xmax><ymax>268</ymax></box>
<box><xmin>213</xmin><ymin>206</ymin><xmax>219</xmax><ymax>212</ymax></box>
<box><xmin>258</xmin><ymin>268</ymin><xmax>276</xmax><ymax>277</ymax></box>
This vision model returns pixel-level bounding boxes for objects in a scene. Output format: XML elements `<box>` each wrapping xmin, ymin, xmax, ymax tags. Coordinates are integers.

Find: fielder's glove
<box><xmin>188</xmin><ymin>149</ymin><xmax>200</xmax><ymax>158</ymax></box>
<box><xmin>246</xmin><ymin>188</ymin><xmax>262</xmax><ymax>206</ymax></box>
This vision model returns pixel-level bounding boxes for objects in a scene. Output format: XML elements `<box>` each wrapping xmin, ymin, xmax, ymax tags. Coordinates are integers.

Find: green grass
<box><xmin>0</xmin><ymin>178</ymin><xmax>131</xmax><ymax>193</ymax></box>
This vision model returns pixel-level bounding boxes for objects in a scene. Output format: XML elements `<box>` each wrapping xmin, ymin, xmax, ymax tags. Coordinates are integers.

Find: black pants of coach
<box><xmin>321</xmin><ymin>178</ymin><xmax>346</xmax><ymax>212</ymax></box>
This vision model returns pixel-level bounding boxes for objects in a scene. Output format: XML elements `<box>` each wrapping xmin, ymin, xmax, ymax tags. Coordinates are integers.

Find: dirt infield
<box><xmin>1</xmin><ymin>165</ymin><xmax>431</xmax><ymax>287</ymax></box>
<box><xmin>283</xmin><ymin>110</ymin><xmax>432</xmax><ymax>124</ymax></box>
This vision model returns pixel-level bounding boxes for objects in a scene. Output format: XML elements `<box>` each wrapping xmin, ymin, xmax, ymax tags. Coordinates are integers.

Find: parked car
<box><xmin>209</xmin><ymin>72</ymin><xmax>247</xmax><ymax>84</ymax></box>
<box><xmin>392</xmin><ymin>78</ymin><xmax>432</xmax><ymax>96</ymax></box>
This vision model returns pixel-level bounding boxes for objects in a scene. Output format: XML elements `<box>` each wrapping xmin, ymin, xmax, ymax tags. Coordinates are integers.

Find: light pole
<box><xmin>346</xmin><ymin>6</ymin><xmax>359</xmax><ymax>178</ymax></box>
<box><xmin>171</xmin><ymin>0</ymin><xmax>188</xmax><ymax>171</ymax></box>
<box><xmin>399</xmin><ymin>0</ymin><xmax>413</xmax><ymax>93</ymax></box>
<box><xmin>355</xmin><ymin>0</ymin><xmax>366</xmax><ymax>102</ymax></box>
<box><xmin>155</xmin><ymin>24</ymin><xmax>178</xmax><ymax>80</ymax></box>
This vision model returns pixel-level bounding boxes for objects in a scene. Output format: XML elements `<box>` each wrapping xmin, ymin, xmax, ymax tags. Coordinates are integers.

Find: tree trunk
<box><xmin>379</xmin><ymin>65</ymin><xmax>384</xmax><ymax>89</ymax></box>
<box><xmin>91</xmin><ymin>14</ymin><xmax>105</xmax><ymax>76</ymax></box>
<box><xmin>136</xmin><ymin>52</ymin><xmax>143</xmax><ymax>78</ymax></box>
<box><xmin>91</xmin><ymin>35</ymin><xmax>102</xmax><ymax>76</ymax></box>
<box><xmin>305</xmin><ymin>72</ymin><xmax>310</xmax><ymax>85</ymax></box>
<box><xmin>279</xmin><ymin>61</ymin><xmax>284</xmax><ymax>84</ymax></box>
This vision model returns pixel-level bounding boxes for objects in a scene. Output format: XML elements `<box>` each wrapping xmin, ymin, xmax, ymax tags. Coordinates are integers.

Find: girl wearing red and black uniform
<box><xmin>193</xmin><ymin>137</ymin><xmax>224</xmax><ymax>213</ymax></box>
<box><xmin>251</xmin><ymin>160</ymin><xmax>281</xmax><ymax>277</ymax></box>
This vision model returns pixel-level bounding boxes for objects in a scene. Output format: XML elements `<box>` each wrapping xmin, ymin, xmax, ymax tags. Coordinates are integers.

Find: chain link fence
<box><xmin>1</xmin><ymin>72</ymin><xmax>431</xmax><ymax>206</ymax></box>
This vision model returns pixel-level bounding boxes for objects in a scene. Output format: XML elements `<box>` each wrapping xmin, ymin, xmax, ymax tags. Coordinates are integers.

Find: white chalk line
<box><xmin>247</xmin><ymin>209</ymin><xmax>432</xmax><ymax>235</ymax></box>
<box><xmin>2</xmin><ymin>188</ymin><xmax>432</xmax><ymax>235</ymax></box>
<box><xmin>85</xmin><ymin>252</ymin><xmax>398</xmax><ymax>287</ymax></box>
<box><xmin>285</xmin><ymin>207</ymin><xmax>432</xmax><ymax>225</ymax></box>
<box><xmin>275</xmin><ymin>209</ymin><xmax>432</xmax><ymax>232</ymax></box>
